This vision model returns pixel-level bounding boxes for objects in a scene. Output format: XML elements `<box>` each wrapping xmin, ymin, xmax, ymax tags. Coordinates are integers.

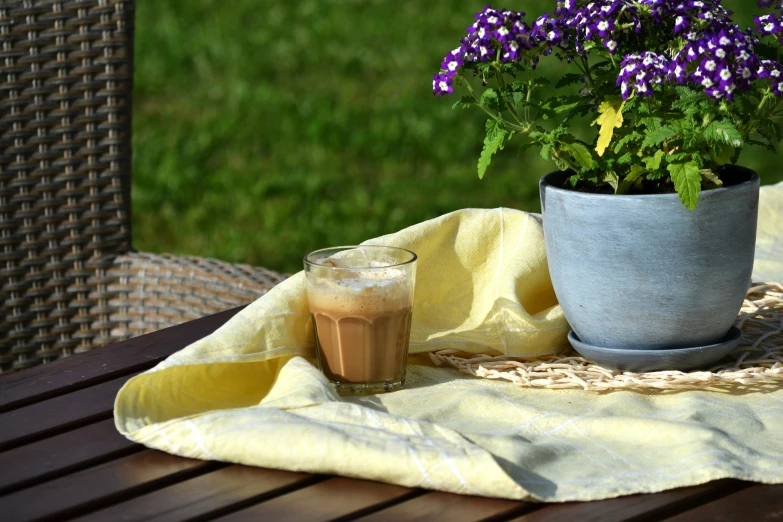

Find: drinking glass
<box><xmin>303</xmin><ymin>246</ymin><xmax>417</xmax><ymax>394</ymax></box>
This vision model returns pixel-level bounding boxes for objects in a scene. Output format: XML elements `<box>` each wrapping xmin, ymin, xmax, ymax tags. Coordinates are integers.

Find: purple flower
<box><xmin>674</xmin><ymin>14</ymin><xmax>689</xmax><ymax>33</ymax></box>
<box><xmin>637</xmin><ymin>0</ymin><xmax>732</xmax><ymax>35</ymax></box>
<box><xmin>758</xmin><ymin>59</ymin><xmax>783</xmax><ymax>80</ymax></box>
<box><xmin>432</xmin><ymin>72</ymin><xmax>454</xmax><ymax>96</ymax></box>
<box><xmin>440</xmin><ymin>52</ymin><xmax>464</xmax><ymax>76</ymax></box>
<box><xmin>617</xmin><ymin>52</ymin><xmax>671</xmax><ymax>99</ymax></box>
<box><xmin>754</xmin><ymin>12</ymin><xmax>783</xmax><ymax>44</ymax></box>
<box><xmin>533</xmin><ymin>1</ymin><xmax>634</xmax><ymax>56</ymax></box>
<box><xmin>533</xmin><ymin>0</ymin><xmax>732</xmax><ymax>59</ymax></box>
<box><xmin>532</xmin><ymin>13</ymin><xmax>564</xmax><ymax>47</ymax></box>
<box><xmin>434</xmin><ymin>2</ymin><xmax>781</xmax><ymax>100</ymax></box>
<box><xmin>670</xmin><ymin>26</ymin><xmax>760</xmax><ymax>100</ymax></box>
<box><xmin>757</xmin><ymin>59</ymin><xmax>783</xmax><ymax>95</ymax></box>
<box><xmin>554</xmin><ymin>0</ymin><xmax>576</xmax><ymax>17</ymax></box>
<box><xmin>590</xmin><ymin>18</ymin><xmax>616</xmax><ymax>37</ymax></box>
<box><xmin>432</xmin><ymin>5</ymin><xmax>540</xmax><ymax>96</ymax></box>
<box><xmin>464</xmin><ymin>5</ymin><xmax>538</xmax><ymax>62</ymax></box>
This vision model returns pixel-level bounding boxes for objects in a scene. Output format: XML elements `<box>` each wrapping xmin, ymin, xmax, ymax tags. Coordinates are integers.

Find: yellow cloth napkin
<box><xmin>115</xmin><ymin>194</ymin><xmax>783</xmax><ymax>502</ymax></box>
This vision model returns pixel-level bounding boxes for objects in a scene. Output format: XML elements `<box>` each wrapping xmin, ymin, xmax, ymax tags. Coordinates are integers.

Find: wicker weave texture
<box><xmin>430</xmin><ymin>282</ymin><xmax>783</xmax><ymax>391</ymax></box>
<box><xmin>109</xmin><ymin>252</ymin><xmax>288</xmax><ymax>340</ymax></box>
<box><xmin>0</xmin><ymin>0</ymin><xmax>289</xmax><ymax>375</ymax></box>
<box><xmin>0</xmin><ymin>0</ymin><xmax>134</xmax><ymax>372</ymax></box>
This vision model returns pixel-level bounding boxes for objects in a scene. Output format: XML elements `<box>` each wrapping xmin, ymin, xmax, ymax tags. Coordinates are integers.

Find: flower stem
<box><xmin>743</xmin><ymin>91</ymin><xmax>780</xmax><ymax>138</ymax></box>
<box><xmin>525</xmin><ymin>64</ymin><xmax>533</xmax><ymax>122</ymax></box>
<box><xmin>580</xmin><ymin>56</ymin><xmax>595</xmax><ymax>93</ymax></box>
<box><xmin>493</xmin><ymin>67</ymin><xmax>526</xmax><ymax>126</ymax></box>
<box><xmin>460</xmin><ymin>77</ymin><xmax>527</xmax><ymax>132</ymax></box>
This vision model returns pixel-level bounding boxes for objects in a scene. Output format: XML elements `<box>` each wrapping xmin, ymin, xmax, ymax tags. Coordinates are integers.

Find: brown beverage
<box><xmin>308</xmin><ymin>280</ymin><xmax>413</xmax><ymax>385</ymax></box>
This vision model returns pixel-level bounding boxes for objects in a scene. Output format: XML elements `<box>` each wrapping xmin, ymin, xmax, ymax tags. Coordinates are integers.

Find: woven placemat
<box><xmin>429</xmin><ymin>282</ymin><xmax>783</xmax><ymax>391</ymax></box>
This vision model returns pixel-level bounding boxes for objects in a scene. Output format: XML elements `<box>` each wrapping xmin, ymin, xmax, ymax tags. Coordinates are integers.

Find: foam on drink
<box><xmin>307</xmin><ymin>262</ymin><xmax>414</xmax><ymax>387</ymax></box>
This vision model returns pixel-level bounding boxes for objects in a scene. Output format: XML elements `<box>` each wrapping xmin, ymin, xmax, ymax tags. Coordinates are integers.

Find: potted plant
<box><xmin>432</xmin><ymin>1</ymin><xmax>782</xmax><ymax>359</ymax></box>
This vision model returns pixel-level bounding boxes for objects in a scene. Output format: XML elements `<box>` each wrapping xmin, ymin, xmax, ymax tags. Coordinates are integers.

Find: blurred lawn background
<box><xmin>133</xmin><ymin>0</ymin><xmax>783</xmax><ymax>274</ymax></box>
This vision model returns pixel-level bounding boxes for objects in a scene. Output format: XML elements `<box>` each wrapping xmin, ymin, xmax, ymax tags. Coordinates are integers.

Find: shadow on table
<box><xmin>494</xmin><ymin>454</ymin><xmax>560</xmax><ymax>499</ymax></box>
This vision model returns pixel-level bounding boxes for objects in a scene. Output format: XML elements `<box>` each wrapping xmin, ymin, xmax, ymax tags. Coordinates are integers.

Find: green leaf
<box><xmin>617</xmin><ymin>165</ymin><xmax>646</xmax><ymax>194</ymax></box>
<box><xmin>672</xmin><ymin>86</ymin><xmax>707</xmax><ymax>112</ymax></box>
<box><xmin>616</xmin><ymin>152</ymin><xmax>633</xmax><ymax>164</ymax></box>
<box><xmin>668</xmin><ymin>161</ymin><xmax>702</xmax><ymax>210</ymax></box>
<box><xmin>747</xmin><ymin>138</ymin><xmax>776</xmax><ymax>152</ymax></box>
<box><xmin>517</xmin><ymin>141</ymin><xmax>536</xmax><ymax>155</ymax></box>
<box><xmin>555</xmin><ymin>73</ymin><xmax>584</xmax><ymax>88</ymax></box>
<box><xmin>706</xmin><ymin>120</ymin><xmax>743</xmax><ymax>148</ymax></box>
<box><xmin>539</xmin><ymin>95</ymin><xmax>582</xmax><ymax>118</ymax></box>
<box><xmin>481</xmin><ymin>88</ymin><xmax>499</xmax><ymax>109</ymax></box>
<box><xmin>452</xmin><ymin>96</ymin><xmax>474</xmax><ymax>110</ymax></box>
<box><xmin>667</xmin><ymin>152</ymin><xmax>689</xmax><ymax>163</ymax></box>
<box><xmin>771</xmin><ymin>119</ymin><xmax>783</xmax><ymax>140</ymax></box>
<box><xmin>478</xmin><ymin>128</ymin><xmax>509</xmax><ymax>179</ymax></box>
<box><xmin>540</xmin><ymin>143</ymin><xmax>552</xmax><ymax>161</ymax></box>
<box><xmin>641</xmin><ymin>126</ymin><xmax>678</xmax><ymax>150</ymax></box>
<box><xmin>613</xmin><ymin>131</ymin><xmax>642</xmax><ymax>154</ymax></box>
<box><xmin>601</xmin><ymin>170</ymin><xmax>620</xmax><ymax>192</ymax></box>
<box><xmin>643</xmin><ymin>150</ymin><xmax>666</xmax><ymax>171</ymax></box>
<box><xmin>674</xmin><ymin>85</ymin><xmax>704</xmax><ymax>102</ymax></box>
<box><xmin>554</xmin><ymin>102</ymin><xmax>581</xmax><ymax>113</ymax></box>
<box><xmin>475</xmin><ymin>62</ymin><xmax>494</xmax><ymax>75</ymax></box>
<box><xmin>638</xmin><ymin>99</ymin><xmax>654</xmax><ymax>115</ymax></box>
<box><xmin>716</xmin><ymin>144</ymin><xmax>735</xmax><ymax>164</ymax></box>
<box><xmin>561</xmin><ymin>142</ymin><xmax>594</xmax><ymax>170</ymax></box>
<box><xmin>627</xmin><ymin>165</ymin><xmax>647</xmax><ymax>182</ymax></box>
<box><xmin>620</xmin><ymin>95</ymin><xmax>639</xmax><ymax>113</ymax></box>
<box><xmin>639</xmin><ymin>117</ymin><xmax>663</xmax><ymax>131</ymax></box>
<box><xmin>553</xmin><ymin>156</ymin><xmax>570</xmax><ymax>172</ymax></box>
<box><xmin>485</xmin><ymin>118</ymin><xmax>501</xmax><ymax>140</ymax></box>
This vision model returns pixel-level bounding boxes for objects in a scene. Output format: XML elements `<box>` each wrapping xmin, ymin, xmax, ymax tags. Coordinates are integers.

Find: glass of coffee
<box><xmin>304</xmin><ymin>246</ymin><xmax>417</xmax><ymax>395</ymax></box>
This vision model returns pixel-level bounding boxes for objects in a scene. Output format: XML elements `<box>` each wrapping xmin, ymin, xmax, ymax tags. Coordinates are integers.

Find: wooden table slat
<box><xmin>0</xmin><ymin>306</ymin><xmax>243</xmax><ymax>414</ymax></box>
<box><xmin>214</xmin><ymin>477</ymin><xmax>427</xmax><ymax>522</ymax></box>
<box><xmin>661</xmin><ymin>483</ymin><xmax>783</xmax><ymax>521</ymax></box>
<box><xmin>351</xmin><ymin>490</ymin><xmax>534</xmax><ymax>522</ymax></box>
<box><xmin>0</xmin><ymin>375</ymin><xmax>132</xmax><ymax>452</ymax></box>
<box><xmin>68</xmin><ymin>465</ymin><xmax>322</xmax><ymax>522</ymax></box>
<box><xmin>508</xmin><ymin>479</ymin><xmax>748</xmax><ymax>522</ymax></box>
<box><xmin>0</xmin><ymin>418</ymin><xmax>140</xmax><ymax>495</ymax></box>
<box><xmin>0</xmin><ymin>303</ymin><xmax>772</xmax><ymax>522</ymax></box>
<box><xmin>0</xmin><ymin>450</ymin><xmax>222</xmax><ymax>522</ymax></box>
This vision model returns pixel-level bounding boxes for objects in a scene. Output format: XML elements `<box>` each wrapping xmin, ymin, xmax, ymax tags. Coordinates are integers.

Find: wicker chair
<box><xmin>0</xmin><ymin>0</ymin><xmax>286</xmax><ymax>373</ymax></box>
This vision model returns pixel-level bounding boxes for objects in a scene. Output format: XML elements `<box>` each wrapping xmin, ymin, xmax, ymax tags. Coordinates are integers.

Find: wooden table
<box><xmin>1</xmin><ymin>308</ymin><xmax>781</xmax><ymax>522</ymax></box>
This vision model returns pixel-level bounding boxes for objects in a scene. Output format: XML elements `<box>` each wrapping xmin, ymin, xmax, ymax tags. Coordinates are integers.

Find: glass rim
<box><xmin>303</xmin><ymin>245</ymin><xmax>417</xmax><ymax>270</ymax></box>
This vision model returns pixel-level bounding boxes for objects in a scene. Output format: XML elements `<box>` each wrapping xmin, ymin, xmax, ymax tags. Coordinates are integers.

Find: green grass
<box><xmin>133</xmin><ymin>0</ymin><xmax>783</xmax><ymax>274</ymax></box>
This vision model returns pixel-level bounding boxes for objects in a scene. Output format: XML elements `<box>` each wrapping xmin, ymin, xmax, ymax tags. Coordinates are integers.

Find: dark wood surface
<box><xmin>0</xmin><ymin>307</ymin><xmax>780</xmax><ymax>522</ymax></box>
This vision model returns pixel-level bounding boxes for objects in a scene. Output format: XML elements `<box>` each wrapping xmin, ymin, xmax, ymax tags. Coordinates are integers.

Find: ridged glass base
<box><xmin>330</xmin><ymin>376</ymin><xmax>405</xmax><ymax>395</ymax></box>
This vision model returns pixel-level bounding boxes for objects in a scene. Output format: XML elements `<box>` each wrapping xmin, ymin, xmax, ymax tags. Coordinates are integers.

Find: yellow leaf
<box><xmin>592</xmin><ymin>97</ymin><xmax>627</xmax><ymax>157</ymax></box>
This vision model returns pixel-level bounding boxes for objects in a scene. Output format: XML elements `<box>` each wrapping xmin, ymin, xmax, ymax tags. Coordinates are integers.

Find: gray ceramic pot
<box><xmin>540</xmin><ymin>169</ymin><xmax>759</xmax><ymax>350</ymax></box>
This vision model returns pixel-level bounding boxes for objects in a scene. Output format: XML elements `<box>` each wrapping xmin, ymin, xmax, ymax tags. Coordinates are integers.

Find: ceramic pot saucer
<box><xmin>567</xmin><ymin>327</ymin><xmax>742</xmax><ymax>373</ymax></box>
